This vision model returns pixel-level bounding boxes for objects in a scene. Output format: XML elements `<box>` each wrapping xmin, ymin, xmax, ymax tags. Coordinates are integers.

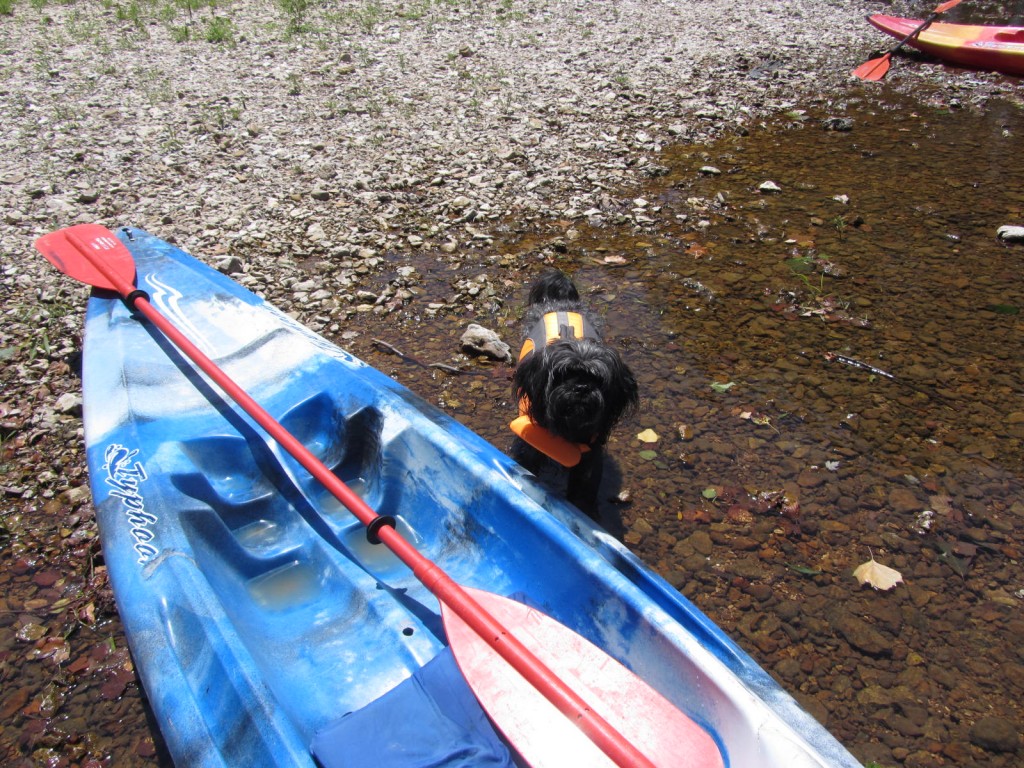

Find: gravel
<box><xmin>1</xmin><ymin>0</ymin><xmax>1016</xmax><ymax>314</ymax></box>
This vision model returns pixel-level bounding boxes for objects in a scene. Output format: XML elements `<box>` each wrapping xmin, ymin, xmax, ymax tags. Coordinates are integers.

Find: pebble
<box><xmin>888</xmin><ymin>486</ymin><xmax>922</xmax><ymax>514</ymax></box>
<box><xmin>833</xmin><ymin>614</ymin><xmax>891</xmax><ymax>656</ymax></box>
<box><xmin>54</xmin><ymin>393</ymin><xmax>83</xmax><ymax>416</ymax></box>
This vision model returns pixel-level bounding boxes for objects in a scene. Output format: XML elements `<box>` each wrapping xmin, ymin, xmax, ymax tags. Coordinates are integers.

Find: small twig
<box><xmin>823</xmin><ymin>352</ymin><xmax>896</xmax><ymax>380</ymax></box>
<box><xmin>371</xmin><ymin>338</ymin><xmax>488</xmax><ymax>377</ymax></box>
<box><xmin>428</xmin><ymin>363</ymin><xmax>464</xmax><ymax>374</ymax></box>
<box><xmin>372</xmin><ymin>338</ymin><xmax>405</xmax><ymax>357</ymax></box>
<box><xmin>823</xmin><ymin>351</ymin><xmax>953</xmax><ymax>406</ymax></box>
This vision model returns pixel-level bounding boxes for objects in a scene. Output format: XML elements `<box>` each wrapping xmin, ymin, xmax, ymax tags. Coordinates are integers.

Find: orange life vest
<box><xmin>509</xmin><ymin>311</ymin><xmax>593</xmax><ymax>467</ymax></box>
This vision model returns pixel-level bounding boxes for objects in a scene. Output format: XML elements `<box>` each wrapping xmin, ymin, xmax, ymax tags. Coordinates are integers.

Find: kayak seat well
<box><xmin>276</xmin><ymin>396</ymin><xmax>388</xmax><ymax>513</ymax></box>
<box><xmin>310</xmin><ymin>647</ymin><xmax>515</xmax><ymax>768</ymax></box>
<box><xmin>173</xmin><ymin>438</ymin><xmax>309</xmax><ymax>561</ymax></box>
<box><xmin>177</xmin><ymin>435</ymin><xmax>278</xmax><ymax>505</ymax></box>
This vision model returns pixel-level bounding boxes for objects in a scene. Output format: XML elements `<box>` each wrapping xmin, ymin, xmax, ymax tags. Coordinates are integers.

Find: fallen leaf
<box><xmin>853</xmin><ymin>555</ymin><xmax>903</xmax><ymax>591</ymax></box>
<box><xmin>636</xmin><ymin>428</ymin><xmax>659</xmax><ymax>443</ymax></box>
<box><xmin>680</xmin><ymin>508</ymin><xmax>711</xmax><ymax>524</ymax></box>
<box><xmin>953</xmin><ymin>541</ymin><xmax>978</xmax><ymax>558</ymax></box>
<box><xmin>638</xmin><ymin>450</ymin><xmax>658</xmax><ymax>461</ymax></box>
<box><xmin>701</xmin><ymin>487</ymin><xmax>718</xmax><ymax>501</ymax></box>
<box><xmin>725</xmin><ymin>505</ymin><xmax>754</xmax><ymax>525</ymax></box>
<box><xmin>929</xmin><ymin>494</ymin><xmax>963</xmax><ymax>523</ymax></box>
<box><xmin>710</xmin><ymin>381</ymin><xmax>736</xmax><ymax>393</ymax></box>
<box><xmin>935</xmin><ymin>540</ymin><xmax>972</xmax><ymax>578</ymax></box>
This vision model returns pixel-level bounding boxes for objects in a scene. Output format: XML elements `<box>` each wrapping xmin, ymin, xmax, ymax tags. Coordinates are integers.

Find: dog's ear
<box><xmin>512</xmin><ymin>352</ymin><xmax>550</xmax><ymax>423</ymax></box>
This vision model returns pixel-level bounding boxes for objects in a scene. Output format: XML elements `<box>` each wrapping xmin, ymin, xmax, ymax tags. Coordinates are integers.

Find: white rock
<box><xmin>997</xmin><ymin>225</ymin><xmax>1024</xmax><ymax>242</ymax></box>
<box><xmin>55</xmin><ymin>393</ymin><xmax>82</xmax><ymax>416</ymax></box>
<box><xmin>460</xmin><ymin>323</ymin><xmax>511</xmax><ymax>363</ymax></box>
<box><xmin>759</xmin><ymin>181</ymin><xmax>782</xmax><ymax>193</ymax></box>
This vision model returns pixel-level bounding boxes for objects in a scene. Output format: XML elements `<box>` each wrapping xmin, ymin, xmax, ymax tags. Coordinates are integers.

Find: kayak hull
<box><xmin>81</xmin><ymin>227</ymin><xmax>862</xmax><ymax>767</ymax></box>
<box><xmin>868</xmin><ymin>14</ymin><xmax>1024</xmax><ymax>76</ymax></box>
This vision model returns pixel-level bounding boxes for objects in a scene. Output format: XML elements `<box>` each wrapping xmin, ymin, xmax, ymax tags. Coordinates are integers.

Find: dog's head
<box><xmin>514</xmin><ymin>338</ymin><xmax>638</xmax><ymax>445</ymax></box>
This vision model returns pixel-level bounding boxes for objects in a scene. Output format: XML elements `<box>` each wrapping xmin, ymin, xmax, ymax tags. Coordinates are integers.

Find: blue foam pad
<box><xmin>311</xmin><ymin>647</ymin><xmax>515</xmax><ymax>768</ymax></box>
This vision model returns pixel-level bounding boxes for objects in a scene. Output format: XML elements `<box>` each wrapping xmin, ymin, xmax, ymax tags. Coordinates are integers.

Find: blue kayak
<box><xmin>79</xmin><ymin>227</ymin><xmax>861</xmax><ymax>767</ymax></box>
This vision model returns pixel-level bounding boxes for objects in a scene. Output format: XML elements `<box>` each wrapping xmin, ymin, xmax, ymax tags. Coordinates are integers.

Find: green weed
<box><xmin>131</xmin><ymin>65</ymin><xmax>176</xmax><ymax>104</ymax></box>
<box><xmin>330</xmin><ymin>0</ymin><xmax>385</xmax><ymax>34</ymax></box>
<box><xmin>832</xmin><ymin>214</ymin><xmax>848</xmax><ymax>241</ymax></box>
<box><xmin>205</xmin><ymin>15</ymin><xmax>233</xmax><ymax>43</ymax></box>
<box><xmin>115</xmin><ymin>1</ymin><xmax>145</xmax><ymax>28</ymax></box>
<box><xmin>277</xmin><ymin>0</ymin><xmax>315</xmax><ymax>35</ymax></box>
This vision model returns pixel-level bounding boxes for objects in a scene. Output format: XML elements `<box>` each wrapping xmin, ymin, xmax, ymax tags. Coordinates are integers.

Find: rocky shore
<box><xmin>3</xmin><ymin>1</ymin><xmax>1024</xmax><ymax>766</ymax></box>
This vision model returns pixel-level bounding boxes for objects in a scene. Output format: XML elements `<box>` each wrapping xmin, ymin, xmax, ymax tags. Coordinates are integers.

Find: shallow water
<box><xmin>362</xmin><ymin>90</ymin><xmax>1024</xmax><ymax>765</ymax></box>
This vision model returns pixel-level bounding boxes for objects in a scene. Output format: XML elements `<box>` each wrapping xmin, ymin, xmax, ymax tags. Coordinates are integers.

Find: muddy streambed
<box><xmin>5</xmin><ymin>92</ymin><xmax>1024</xmax><ymax>766</ymax></box>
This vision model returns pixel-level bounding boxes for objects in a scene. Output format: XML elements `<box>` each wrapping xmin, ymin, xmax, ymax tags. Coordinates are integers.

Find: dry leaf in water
<box><xmin>636</xmin><ymin>428</ymin><xmax>659</xmax><ymax>443</ymax></box>
<box><xmin>853</xmin><ymin>555</ymin><xmax>903</xmax><ymax>591</ymax></box>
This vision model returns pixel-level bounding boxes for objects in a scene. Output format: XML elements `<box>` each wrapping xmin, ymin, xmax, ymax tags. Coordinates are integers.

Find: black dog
<box><xmin>510</xmin><ymin>271</ymin><xmax>639</xmax><ymax>518</ymax></box>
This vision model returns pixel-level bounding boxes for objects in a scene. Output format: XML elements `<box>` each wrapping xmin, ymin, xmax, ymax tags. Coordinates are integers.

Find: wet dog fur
<box><xmin>511</xmin><ymin>270</ymin><xmax>638</xmax><ymax>518</ymax></box>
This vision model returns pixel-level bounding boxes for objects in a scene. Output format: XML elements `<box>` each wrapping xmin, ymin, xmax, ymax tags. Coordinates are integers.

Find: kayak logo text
<box><xmin>103</xmin><ymin>444</ymin><xmax>159</xmax><ymax>564</ymax></box>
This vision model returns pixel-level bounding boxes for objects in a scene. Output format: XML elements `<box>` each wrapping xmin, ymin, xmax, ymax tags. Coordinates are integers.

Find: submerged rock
<box><xmin>969</xmin><ymin>716</ymin><xmax>1020</xmax><ymax>753</ymax></box>
<box><xmin>821</xmin><ymin>116</ymin><xmax>854</xmax><ymax>131</ymax></box>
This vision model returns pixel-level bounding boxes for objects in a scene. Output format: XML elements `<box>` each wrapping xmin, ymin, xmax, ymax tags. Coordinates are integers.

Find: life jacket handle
<box><xmin>510</xmin><ymin>414</ymin><xmax>591</xmax><ymax>468</ymax></box>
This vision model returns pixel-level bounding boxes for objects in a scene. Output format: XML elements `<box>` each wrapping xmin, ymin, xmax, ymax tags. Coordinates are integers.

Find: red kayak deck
<box><xmin>868</xmin><ymin>14</ymin><xmax>1024</xmax><ymax>76</ymax></box>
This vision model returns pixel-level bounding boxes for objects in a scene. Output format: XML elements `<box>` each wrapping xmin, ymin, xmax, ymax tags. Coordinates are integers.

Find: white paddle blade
<box><xmin>443</xmin><ymin>587</ymin><xmax>724</xmax><ymax>768</ymax></box>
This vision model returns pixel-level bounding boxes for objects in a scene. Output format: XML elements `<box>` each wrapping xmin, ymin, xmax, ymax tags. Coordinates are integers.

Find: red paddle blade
<box><xmin>34</xmin><ymin>224</ymin><xmax>136</xmax><ymax>293</ymax></box>
<box><xmin>852</xmin><ymin>53</ymin><xmax>892</xmax><ymax>81</ymax></box>
<box><xmin>443</xmin><ymin>587</ymin><xmax>725</xmax><ymax>768</ymax></box>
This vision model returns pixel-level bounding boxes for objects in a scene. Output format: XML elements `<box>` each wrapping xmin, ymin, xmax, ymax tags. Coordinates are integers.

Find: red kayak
<box><xmin>868</xmin><ymin>14</ymin><xmax>1024</xmax><ymax>76</ymax></box>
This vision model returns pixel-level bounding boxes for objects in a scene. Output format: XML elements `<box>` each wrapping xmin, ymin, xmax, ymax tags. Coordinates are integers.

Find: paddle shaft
<box><xmin>887</xmin><ymin>8</ymin><xmax>945</xmax><ymax>54</ymax></box>
<box><xmin>65</xmin><ymin>229</ymin><xmax>658</xmax><ymax>768</ymax></box>
<box><xmin>853</xmin><ymin>0</ymin><xmax>963</xmax><ymax>79</ymax></box>
<box><xmin>886</xmin><ymin>0</ymin><xmax>963</xmax><ymax>54</ymax></box>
